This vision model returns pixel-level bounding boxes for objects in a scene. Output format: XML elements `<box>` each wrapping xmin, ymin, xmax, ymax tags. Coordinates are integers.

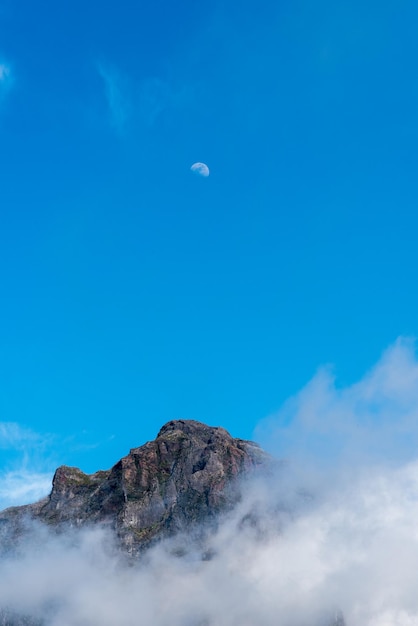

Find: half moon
<box><xmin>191</xmin><ymin>162</ymin><xmax>210</xmax><ymax>177</ymax></box>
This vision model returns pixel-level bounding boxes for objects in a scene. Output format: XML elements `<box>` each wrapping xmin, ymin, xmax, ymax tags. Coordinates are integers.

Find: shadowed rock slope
<box><xmin>0</xmin><ymin>420</ymin><xmax>268</xmax><ymax>555</ymax></box>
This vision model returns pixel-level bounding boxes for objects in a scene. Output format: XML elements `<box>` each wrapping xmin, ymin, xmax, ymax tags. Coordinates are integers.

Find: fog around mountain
<box><xmin>2</xmin><ymin>339</ymin><xmax>418</xmax><ymax>626</ymax></box>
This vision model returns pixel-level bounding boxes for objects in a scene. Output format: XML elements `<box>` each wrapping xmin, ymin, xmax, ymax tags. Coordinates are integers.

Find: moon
<box><xmin>191</xmin><ymin>162</ymin><xmax>210</xmax><ymax>177</ymax></box>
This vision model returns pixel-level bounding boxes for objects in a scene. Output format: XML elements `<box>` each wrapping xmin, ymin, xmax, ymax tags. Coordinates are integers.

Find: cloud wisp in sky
<box><xmin>97</xmin><ymin>63</ymin><xmax>132</xmax><ymax>135</ymax></box>
<box><xmin>0</xmin><ymin>469</ymin><xmax>52</xmax><ymax>509</ymax></box>
<box><xmin>0</xmin><ymin>422</ymin><xmax>54</xmax><ymax>510</ymax></box>
<box><xmin>97</xmin><ymin>61</ymin><xmax>192</xmax><ymax>135</ymax></box>
<box><xmin>0</xmin><ymin>62</ymin><xmax>12</xmax><ymax>101</ymax></box>
<box><xmin>2</xmin><ymin>339</ymin><xmax>418</xmax><ymax>624</ymax></box>
<box><xmin>0</xmin><ymin>64</ymin><xmax>10</xmax><ymax>82</ymax></box>
<box><xmin>0</xmin><ymin>421</ymin><xmax>44</xmax><ymax>451</ymax></box>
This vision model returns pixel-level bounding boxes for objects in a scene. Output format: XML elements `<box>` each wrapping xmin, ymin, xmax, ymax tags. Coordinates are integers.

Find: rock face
<box><xmin>0</xmin><ymin>420</ymin><xmax>268</xmax><ymax>555</ymax></box>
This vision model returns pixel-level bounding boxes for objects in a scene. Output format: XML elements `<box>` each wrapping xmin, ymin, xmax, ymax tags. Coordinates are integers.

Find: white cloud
<box><xmin>2</xmin><ymin>460</ymin><xmax>418</xmax><ymax>625</ymax></box>
<box><xmin>256</xmin><ymin>337</ymin><xmax>418</xmax><ymax>468</ymax></box>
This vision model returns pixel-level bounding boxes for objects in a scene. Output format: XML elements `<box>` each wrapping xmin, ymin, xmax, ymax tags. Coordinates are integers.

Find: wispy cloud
<box><xmin>0</xmin><ymin>61</ymin><xmax>12</xmax><ymax>100</ymax></box>
<box><xmin>0</xmin><ymin>63</ymin><xmax>9</xmax><ymax>82</ymax></box>
<box><xmin>0</xmin><ymin>422</ymin><xmax>54</xmax><ymax>510</ymax></box>
<box><xmin>0</xmin><ymin>421</ymin><xmax>43</xmax><ymax>450</ymax></box>
<box><xmin>97</xmin><ymin>63</ymin><xmax>132</xmax><ymax>135</ymax></box>
<box><xmin>0</xmin><ymin>469</ymin><xmax>52</xmax><ymax>509</ymax></box>
<box><xmin>97</xmin><ymin>61</ymin><xmax>192</xmax><ymax>135</ymax></box>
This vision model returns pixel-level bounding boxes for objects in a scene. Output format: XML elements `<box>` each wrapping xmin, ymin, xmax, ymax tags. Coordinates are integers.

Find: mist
<box><xmin>2</xmin><ymin>339</ymin><xmax>418</xmax><ymax>625</ymax></box>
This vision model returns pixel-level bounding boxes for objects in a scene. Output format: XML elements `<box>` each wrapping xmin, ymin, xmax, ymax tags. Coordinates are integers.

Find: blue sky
<box><xmin>1</xmin><ymin>0</ymin><xmax>418</xmax><ymax>505</ymax></box>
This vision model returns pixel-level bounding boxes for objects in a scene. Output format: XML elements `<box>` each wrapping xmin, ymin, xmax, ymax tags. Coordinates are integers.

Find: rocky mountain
<box><xmin>0</xmin><ymin>420</ymin><xmax>268</xmax><ymax>556</ymax></box>
<box><xmin>0</xmin><ymin>420</ymin><xmax>348</xmax><ymax>626</ymax></box>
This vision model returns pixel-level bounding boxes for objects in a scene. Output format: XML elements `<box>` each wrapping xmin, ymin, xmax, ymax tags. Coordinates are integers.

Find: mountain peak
<box><xmin>0</xmin><ymin>420</ymin><xmax>269</xmax><ymax>556</ymax></box>
<box><xmin>157</xmin><ymin>418</ymin><xmax>231</xmax><ymax>440</ymax></box>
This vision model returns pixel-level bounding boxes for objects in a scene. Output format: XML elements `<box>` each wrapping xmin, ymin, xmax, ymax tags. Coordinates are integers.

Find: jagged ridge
<box><xmin>0</xmin><ymin>420</ymin><xmax>268</xmax><ymax>555</ymax></box>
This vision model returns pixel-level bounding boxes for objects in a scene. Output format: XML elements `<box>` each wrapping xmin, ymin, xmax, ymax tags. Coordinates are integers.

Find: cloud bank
<box><xmin>257</xmin><ymin>338</ymin><xmax>418</xmax><ymax>468</ymax></box>
<box><xmin>2</xmin><ymin>338</ymin><xmax>418</xmax><ymax>625</ymax></box>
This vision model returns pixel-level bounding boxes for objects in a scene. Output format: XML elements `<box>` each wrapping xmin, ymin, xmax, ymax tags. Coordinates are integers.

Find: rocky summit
<box><xmin>0</xmin><ymin>420</ymin><xmax>348</xmax><ymax>626</ymax></box>
<box><xmin>0</xmin><ymin>420</ymin><xmax>268</xmax><ymax>556</ymax></box>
